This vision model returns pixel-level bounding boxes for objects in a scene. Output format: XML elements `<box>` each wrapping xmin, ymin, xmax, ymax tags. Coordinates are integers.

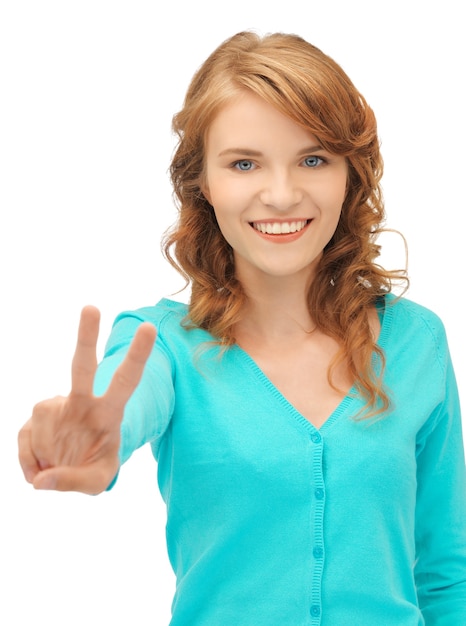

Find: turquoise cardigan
<box><xmin>95</xmin><ymin>294</ymin><xmax>466</xmax><ymax>625</ymax></box>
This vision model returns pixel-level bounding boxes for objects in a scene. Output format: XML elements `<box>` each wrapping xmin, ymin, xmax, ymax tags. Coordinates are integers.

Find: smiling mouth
<box><xmin>251</xmin><ymin>219</ymin><xmax>311</xmax><ymax>235</ymax></box>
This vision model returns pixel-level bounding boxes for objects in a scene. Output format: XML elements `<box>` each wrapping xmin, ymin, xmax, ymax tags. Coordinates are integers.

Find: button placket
<box><xmin>310</xmin><ymin>430</ymin><xmax>325</xmax><ymax>625</ymax></box>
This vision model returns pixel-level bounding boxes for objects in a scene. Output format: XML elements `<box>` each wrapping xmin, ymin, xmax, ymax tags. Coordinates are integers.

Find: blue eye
<box><xmin>234</xmin><ymin>160</ymin><xmax>254</xmax><ymax>171</ymax></box>
<box><xmin>303</xmin><ymin>156</ymin><xmax>324</xmax><ymax>168</ymax></box>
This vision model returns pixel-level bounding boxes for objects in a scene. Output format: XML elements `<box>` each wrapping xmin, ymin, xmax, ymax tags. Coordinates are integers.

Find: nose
<box><xmin>259</xmin><ymin>169</ymin><xmax>303</xmax><ymax>212</ymax></box>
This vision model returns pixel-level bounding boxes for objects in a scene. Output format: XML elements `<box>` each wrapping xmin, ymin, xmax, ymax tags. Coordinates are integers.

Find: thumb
<box><xmin>33</xmin><ymin>463</ymin><xmax>118</xmax><ymax>495</ymax></box>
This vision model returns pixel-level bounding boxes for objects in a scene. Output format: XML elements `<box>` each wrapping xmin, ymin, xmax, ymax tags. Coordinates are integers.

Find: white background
<box><xmin>1</xmin><ymin>1</ymin><xmax>464</xmax><ymax>624</ymax></box>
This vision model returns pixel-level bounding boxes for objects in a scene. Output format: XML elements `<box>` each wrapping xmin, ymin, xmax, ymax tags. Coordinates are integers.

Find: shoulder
<box><xmin>383</xmin><ymin>292</ymin><xmax>450</xmax><ymax>368</ymax></box>
<box><xmin>105</xmin><ymin>298</ymin><xmax>215</xmax><ymax>355</ymax></box>
<box><xmin>385</xmin><ymin>293</ymin><xmax>446</xmax><ymax>335</ymax></box>
<box><xmin>100</xmin><ymin>299</ymin><xmax>187</xmax><ymax>354</ymax></box>
<box><xmin>108</xmin><ymin>297</ymin><xmax>186</xmax><ymax>329</ymax></box>
<box><xmin>131</xmin><ymin>298</ymin><xmax>189</xmax><ymax>330</ymax></box>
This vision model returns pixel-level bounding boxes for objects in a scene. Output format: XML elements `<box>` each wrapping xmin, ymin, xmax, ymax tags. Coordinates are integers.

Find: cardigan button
<box><xmin>313</xmin><ymin>546</ymin><xmax>324</xmax><ymax>558</ymax></box>
<box><xmin>314</xmin><ymin>488</ymin><xmax>324</xmax><ymax>500</ymax></box>
<box><xmin>310</xmin><ymin>604</ymin><xmax>321</xmax><ymax>617</ymax></box>
<box><xmin>311</xmin><ymin>432</ymin><xmax>321</xmax><ymax>444</ymax></box>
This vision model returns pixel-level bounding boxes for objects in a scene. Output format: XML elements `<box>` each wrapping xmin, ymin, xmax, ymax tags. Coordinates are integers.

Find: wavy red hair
<box><xmin>163</xmin><ymin>31</ymin><xmax>408</xmax><ymax>418</ymax></box>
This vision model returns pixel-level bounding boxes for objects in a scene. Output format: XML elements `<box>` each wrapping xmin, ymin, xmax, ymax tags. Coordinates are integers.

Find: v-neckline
<box><xmin>233</xmin><ymin>347</ymin><xmax>357</xmax><ymax>432</ymax></box>
<box><xmin>232</xmin><ymin>294</ymin><xmax>393</xmax><ymax>433</ymax></box>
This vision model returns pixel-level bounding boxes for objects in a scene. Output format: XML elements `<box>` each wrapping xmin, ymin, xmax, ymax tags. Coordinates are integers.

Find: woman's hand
<box><xmin>18</xmin><ymin>306</ymin><xmax>156</xmax><ymax>495</ymax></box>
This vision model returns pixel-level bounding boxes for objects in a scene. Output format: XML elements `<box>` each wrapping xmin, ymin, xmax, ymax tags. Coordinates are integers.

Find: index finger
<box><xmin>70</xmin><ymin>305</ymin><xmax>101</xmax><ymax>396</ymax></box>
<box><xmin>103</xmin><ymin>322</ymin><xmax>157</xmax><ymax>411</ymax></box>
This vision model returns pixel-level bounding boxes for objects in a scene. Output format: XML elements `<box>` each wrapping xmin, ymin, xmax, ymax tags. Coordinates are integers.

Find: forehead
<box><xmin>206</xmin><ymin>91</ymin><xmax>318</xmax><ymax>152</ymax></box>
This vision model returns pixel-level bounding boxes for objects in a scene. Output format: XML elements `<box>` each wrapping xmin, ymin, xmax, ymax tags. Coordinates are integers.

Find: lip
<box><xmin>249</xmin><ymin>219</ymin><xmax>312</xmax><ymax>243</ymax></box>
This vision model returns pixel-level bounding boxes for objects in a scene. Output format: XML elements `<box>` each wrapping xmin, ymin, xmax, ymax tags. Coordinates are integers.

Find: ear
<box><xmin>202</xmin><ymin>187</ymin><xmax>212</xmax><ymax>204</ymax></box>
<box><xmin>199</xmin><ymin>172</ymin><xmax>212</xmax><ymax>204</ymax></box>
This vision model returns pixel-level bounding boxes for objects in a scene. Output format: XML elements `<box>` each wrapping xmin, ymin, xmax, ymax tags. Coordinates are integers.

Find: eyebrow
<box><xmin>218</xmin><ymin>145</ymin><xmax>324</xmax><ymax>157</ymax></box>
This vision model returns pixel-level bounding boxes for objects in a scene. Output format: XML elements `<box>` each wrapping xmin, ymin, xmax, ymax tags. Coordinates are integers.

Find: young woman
<box><xmin>18</xmin><ymin>31</ymin><xmax>466</xmax><ymax>625</ymax></box>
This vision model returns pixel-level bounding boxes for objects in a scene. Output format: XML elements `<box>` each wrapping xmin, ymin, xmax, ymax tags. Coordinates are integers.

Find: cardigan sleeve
<box><xmin>93</xmin><ymin>310</ymin><xmax>175</xmax><ymax>468</ymax></box>
<box><xmin>414</xmin><ymin>343</ymin><xmax>466</xmax><ymax>625</ymax></box>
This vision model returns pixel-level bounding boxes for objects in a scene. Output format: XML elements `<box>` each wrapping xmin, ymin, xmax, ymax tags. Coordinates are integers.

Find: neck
<box><xmin>235</xmin><ymin>268</ymin><xmax>316</xmax><ymax>342</ymax></box>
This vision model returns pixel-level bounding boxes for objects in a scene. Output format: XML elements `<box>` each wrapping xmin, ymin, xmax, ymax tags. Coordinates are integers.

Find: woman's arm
<box><xmin>415</xmin><ymin>350</ymin><xmax>466</xmax><ymax>625</ymax></box>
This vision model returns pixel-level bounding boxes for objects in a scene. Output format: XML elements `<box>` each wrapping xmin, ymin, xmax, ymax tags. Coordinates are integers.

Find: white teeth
<box><xmin>253</xmin><ymin>220</ymin><xmax>308</xmax><ymax>234</ymax></box>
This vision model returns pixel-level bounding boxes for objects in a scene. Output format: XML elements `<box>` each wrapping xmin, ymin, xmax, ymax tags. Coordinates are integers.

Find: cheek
<box><xmin>212</xmin><ymin>208</ymin><xmax>236</xmax><ymax>240</ymax></box>
<box><xmin>335</xmin><ymin>169</ymin><xmax>349</xmax><ymax>202</ymax></box>
<box><xmin>211</xmin><ymin>204</ymin><xmax>246</xmax><ymax>252</ymax></box>
<box><xmin>206</xmin><ymin>180</ymin><xmax>244</xmax><ymax>219</ymax></box>
<box><xmin>329</xmin><ymin>175</ymin><xmax>348</xmax><ymax>217</ymax></box>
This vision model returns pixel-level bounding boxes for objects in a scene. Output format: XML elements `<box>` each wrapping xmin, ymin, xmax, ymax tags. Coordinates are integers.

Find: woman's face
<box><xmin>202</xmin><ymin>91</ymin><xmax>348</xmax><ymax>286</ymax></box>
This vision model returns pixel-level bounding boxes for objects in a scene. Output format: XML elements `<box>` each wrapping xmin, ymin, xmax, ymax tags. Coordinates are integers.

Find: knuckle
<box><xmin>18</xmin><ymin>419</ymin><xmax>32</xmax><ymax>439</ymax></box>
<box><xmin>72</xmin><ymin>360</ymin><xmax>92</xmax><ymax>378</ymax></box>
<box><xmin>32</xmin><ymin>396</ymin><xmax>65</xmax><ymax>420</ymax></box>
<box><xmin>113</xmin><ymin>370</ymin><xmax>135</xmax><ymax>392</ymax></box>
<box><xmin>31</xmin><ymin>400</ymin><xmax>47</xmax><ymax>416</ymax></box>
